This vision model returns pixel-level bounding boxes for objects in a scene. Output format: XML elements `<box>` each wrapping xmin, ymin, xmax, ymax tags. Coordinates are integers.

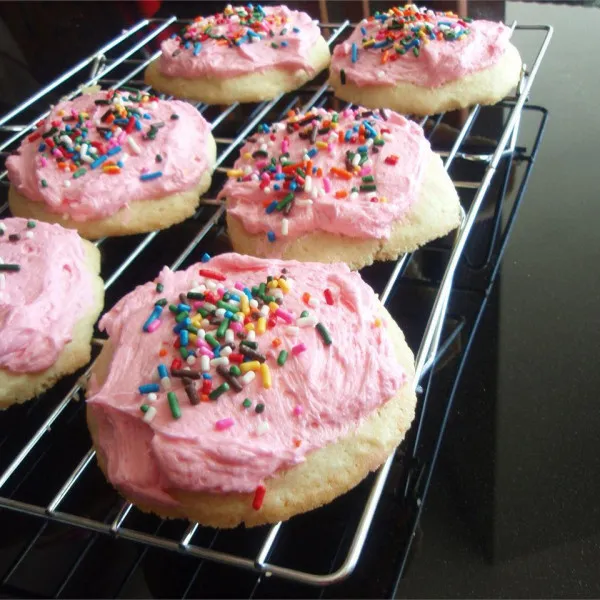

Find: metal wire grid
<box><xmin>0</xmin><ymin>18</ymin><xmax>552</xmax><ymax>589</ymax></box>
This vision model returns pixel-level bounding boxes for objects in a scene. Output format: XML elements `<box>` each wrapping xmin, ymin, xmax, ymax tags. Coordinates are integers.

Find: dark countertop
<box><xmin>0</xmin><ymin>1</ymin><xmax>598</xmax><ymax>598</ymax></box>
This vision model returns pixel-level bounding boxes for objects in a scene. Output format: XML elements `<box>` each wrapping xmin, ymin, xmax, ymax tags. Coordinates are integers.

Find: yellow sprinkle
<box><xmin>278</xmin><ymin>279</ymin><xmax>290</xmax><ymax>293</ymax></box>
<box><xmin>267</xmin><ymin>280</ymin><xmax>278</xmax><ymax>289</ymax></box>
<box><xmin>257</xmin><ymin>317</ymin><xmax>267</xmax><ymax>335</ymax></box>
<box><xmin>260</xmin><ymin>363</ymin><xmax>272</xmax><ymax>389</ymax></box>
<box><xmin>244</xmin><ymin>323</ymin><xmax>255</xmax><ymax>332</ymax></box>
<box><xmin>243</xmin><ymin>152</ymin><xmax>252</xmax><ymax>160</ymax></box>
<box><xmin>191</xmin><ymin>316</ymin><xmax>203</xmax><ymax>328</ymax></box>
<box><xmin>374</xmin><ymin>318</ymin><xmax>382</xmax><ymax>328</ymax></box>
<box><xmin>240</xmin><ymin>361</ymin><xmax>261</xmax><ymax>373</ymax></box>
<box><xmin>316</xmin><ymin>141</ymin><xmax>328</xmax><ymax>149</ymax></box>
<box><xmin>380</xmin><ymin>197</ymin><xmax>388</xmax><ymax>203</ymax></box>
<box><xmin>189</xmin><ymin>333</ymin><xmax>198</xmax><ymax>345</ymax></box>
<box><xmin>240</xmin><ymin>294</ymin><xmax>250</xmax><ymax>314</ymax></box>
<box><xmin>330</xmin><ymin>122</ymin><xmax>338</xmax><ymax>129</ymax></box>
<box><xmin>268</xmin><ymin>301</ymin><xmax>279</xmax><ymax>313</ymax></box>
<box><xmin>227</xmin><ymin>169</ymin><xmax>245</xmax><ymax>178</ymax></box>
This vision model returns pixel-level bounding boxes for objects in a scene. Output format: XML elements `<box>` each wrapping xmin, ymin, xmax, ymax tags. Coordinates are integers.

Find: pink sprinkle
<box><xmin>230</xmin><ymin>321</ymin><xmax>243</xmax><ymax>333</ymax></box>
<box><xmin>275</xmin><ymin>308</ymin><xmax>294</xmax><ymax>324</ymax></box>
<box><xmin>191</xmin><ymin>301</ymin><xmax>203</xmax><ymax>310</ymax></box>
<box><xmin>216</xmin><ymin>418</ymin><xmax>234</xmax><ymax>431</ymax></box>
<box><xmin>52</xmin><ymin>148</ymin><xmax>64</xmax><ymax>158</ymax></box>
<box><xmin>281</xmin><ymin>138</ymin><xmax>289</xmax><ymax>154</ymax></box>
<box><xmin>196</xmin><ymin>339</ymin><xmax>212</xmax><ymax>350</ymax></box>
<box><xmin>40</xmin><ymin>157</ymin><xmax>48</xmax><ymax>168</ymax></box>
<box><xmin>293</xmin><ymin>406</ymin><xmax>303</xmax><ymax>416</ymax></box>
<box><xmin>292</xmin><ymin>343</ymin><xmax>307</xmax><ymax>356</ymax></box>
<box><xmin>147</xmin><ymin>319</ymin><xmax>162</xmax><ymax>333</ymax></box>
<box><xmin>141</xmin><ymin>167</ymin><xmax>149</xmax><ymax>174</ymax></box>
<box><xmin>327</xmin><ymin>143</ymin><xmax>333</xmax><ymax>153</ymax></box>
<box><xmin>71</xmin><ymin>109</ymin><xmax>78</xmax><ymax>118</ymax></box>
<box><xmin>198</xmin><ymin>348</ymin><xmax>215</xmax><ymax>358</ymax></box>
<box><xmin>323</xmin><ymin>177</ymin><xmax>332</xmax><ymax>193</ymax></box>
<box><xmin>260</xmin><ymin>172</ymin><xmax>270</xmax><ymax>183</ymax></box>
<box><xmin>255</xmin><ymin>160</ymin><xmax>268</xmax><ymax>170</ymax></box>
<box><xmin>342</xmin><ymin>108</ymin><xmax>353</xmax><ymax>118</ymax></box>
<box><xmin>234</xmin><ymin>282</ymin><xmax>245</xmax><ymax>291</ymax></box>
<box><xmin>276</xmin><ymin>164</ymin><xmax>282</xmax><ymax>174</ymax></box>
<box><xmin>359</xmin><ymin>166</ymin><xmax>372</xmax><ymax>177</ymax></box>
<box><xmin>216</xmin><ymin>285</ymin><xmax>225</xmax><ymax>296</ymax></box>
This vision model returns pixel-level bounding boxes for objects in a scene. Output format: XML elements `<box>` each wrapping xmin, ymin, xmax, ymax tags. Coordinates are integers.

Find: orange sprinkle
<box><xmin>302</xmin><ymin>292</ymin><xmax>311</xmax><ymax>305</ymax></box>
<box><xmin>58</xmin><ymin>162</ymin><xmax>67</xmax><ymax>170</ymax></box>
<box><xmin>382</xmin><ymin>50</ymin><xmax>390</xmax><ymax>64</ymax></box>
<box><xmin>69</xmin><ymin>163</ymin><xmax>76</xmax><ymax>172</ymax></box>
<box><xmin>316</xmin><ymin>167</ymin><xmax>323</xmax><ymax>177</ymax></box>
<box><xmin>103</xmin><ymin>166</ymin><xmax>121</xmax><ymax>174</ymax></box>
<box><xmin>262</xmin><ymin>198</ymin><xmax>273</xmax><ymax>208</ymax></box>
<box><xmin>105</xmin><ymin>114</ymin><xmax>115</xmax><ymax>124</ymax></box>
<box><xmin>201</xmin><ymin>394</ymin><xmax>210</xmax><ymax>403</ymax></box>
<box><xmin>358</xmin><ymin>134</ymin><xmax>366</xmax><ymax>143</ymax></box>
<box><xmin>338</xmin><ymin>131</ymin><xmax>344</xmax><ymax>143</ymax></box>
<box><xmin>159</xmin><ymin>348</ymin><xmax>168</xmax><ymax>357</ymax></box>
<box><xmin>272</xmin><ymin>338</ymin><xmax>282</xmax><ymax>348</ymax></box>
<box><xmin>293</xmin><ymin>438</ymin><xmax>302</xmax><ymax>448</ymax></box>
<box><xmin>330</xmin><ymin>167</ymin><xmax>353</xmax><ymax>180</ymax></box>
<box><xmin>335</xmin><ymin>190</ymin><xmax>348</xmax><ymax>199</ymax></box>
<box><xmin>287</xmin><ymin>109</ymin><xmax>296</xmax><ymax>118</ymax></box>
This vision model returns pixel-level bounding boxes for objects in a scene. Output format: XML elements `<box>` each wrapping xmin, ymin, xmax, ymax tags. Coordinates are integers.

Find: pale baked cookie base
<box><xmin>8</xmin><ymin>135</ymin><xmax>217</xmax><ymax>241</ymax></box>
<box><xmin>226</xmin><ymin>153</ymin><xmax>461</xmax><ymax>270</ymax></box>
<box><xmin>0</xmin><ymin>241</ymin><xmax>104</xmax><ymax>409</ymax></box>
<box><xmin>144</xmin><ymin>36</ymin><xmax>331</xmax><ymax>105</ymax></box>
<box><xmin>86</xmin><ymin>308</ymin><xmax>417</xmax><ymax>528</ymax></box>
<box><xmin>329</xmin><ymin>42</ymin><xmax>522</xmax><ymax>116</ymax></box>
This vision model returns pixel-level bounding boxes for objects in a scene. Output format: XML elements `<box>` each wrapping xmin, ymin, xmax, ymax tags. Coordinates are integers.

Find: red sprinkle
<box><xmin>252</xmin><ymin>485</ymin><xmax>266</xmax><ymax>510</ymax></box>
<box><xmin>324</xmin><ymin>289</ymin><xmax>334</xmax><ymax>305</ymax></box>
<box><xmin>229</xmin><ymin>352</ymin><xmax>244</xmax><ymax>364</ymax></box>
<box><xmin>385</xmin><ymin>155</ymin><xmax>399</xmax><ymax>166</ymax></box>
<box><xmin>199</xmin><ymin>269</ymin><xmax>226</xmax><ymax>281</ymax></box>
<box><xmin>202</xmin><ymin>379</ymin><xmax>212</xmax><ymax>394</ymax></box>
<box><xmin>171</xmin><ymin>358</ymin><xmax>183</xmax><ymax>371</ymax></box>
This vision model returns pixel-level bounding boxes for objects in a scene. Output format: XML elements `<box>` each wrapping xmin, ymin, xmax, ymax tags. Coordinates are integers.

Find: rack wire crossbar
<box><xmin>0</xmin><ymin>18</ymin><xmax>552</xmax><ymax>588</ymax></box>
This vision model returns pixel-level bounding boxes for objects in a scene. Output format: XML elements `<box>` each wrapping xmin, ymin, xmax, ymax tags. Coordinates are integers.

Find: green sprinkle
<box><xmin>316</xmin><ymin>322</ymin><xmax>332</xmax><ymax>346</ymax></box>
<box><xmin>332</xmin><ymin>113</ymin><xmax>339</xmax><ymax>123</ymax></box>
<box><xmin>167</xmin><ymin>392</ymin><xmax>181</xmax><ymax>419</ymax></box>
<box><xmin>205</xmin><ymin>334</ymin><xmax>219</xmax><ymax>349</ymax></box>
<box><xmin>413</xmin><ymin>47</ymin><xmax>420</xmax><ymax>57</ymax></box>
<box><xmin>188</xmin><ymin>325</ymin><xmax>199</xmax><ymax>335</ymax></box>
<box><xmin>169</xmin><ymin>304</ymin><xmax>178</xmax><ymax>313</ymax></box>
<box><xmin>242</xmin><ymin>398</ymin><xmax>252</xmax><ymax>409</ymax></box>
<box><xmin>217</xmin><ymin>300</ymin><xmax>239</xmax><ymax>313</ymax></box>
<box><xmin>72</xmin><ymin>167</ymin><xmax>86</xmax><ymax>179</ymax></box>
<box><xmin>209</xmin><ymin>382</ymin><xmax>230</xmax><ymax>400</ymax></box>
<box><xmin>259</xmin><ymin>282</ymin><xmax>267</xmax><ymax>296</ymax></box>
<box><xmin>156</xmin><ymin>282</ymin><xmax>164</xmax><ymax>293</ymax></box>
<box><xmin>186</xmin><ymin>292</ymin><xmax>204</xmax><ymax>300</ymax></box>
<box><xmin>197</xmin><ymin>307</ymin><xmax>210</xmax><ymax>318</ymax></box>
<box><xmin>179</xmin><ymin>347</ymin><xmax>189</xmax><ymax>359</ymax></box>
<box><xmin>170</xmin><ymin>113</ymin><xmax>180</xmax><ymax>120</ymax></box>
<box><xmin>27</xmin><ymin>220</ymin><xmax>36</xmax><ymax>229</ymax></box>
<box><xmin>216</xmin><ymin>318</ymin><xmax>230</xmax><ymax>339</ymax></box>
<box><xmin>140</xmin><ymin>404</ymin><xmax>150</xmax><ymax>413</ymax></box>
<box><xmin>155</xmin><ymin>298</ymin><xmax>168</xmax><ymax>307</ymax></box>
<box><xmin>277</xmin><ymin>350</ymin><xmax>288</xmax><ymax>366</ymax></box>
<box><xmin>374</xmin><ymin>138</ymin><xmax>385</xmax><ymax>146</ymax></box>
<box><xmin>255</xmin><ymin>403</ymin><xmax>265</xmax><ymax>414</ymax></box>
<box><xmin>300</xmin><ymin>310</ymin><xmax>309</xmax><ymax>318</ymax></box>
<box><xmin>276</xmin><ymin>192</ymin><xmax>294</xmax><ymax>211</ymax></box>
<box><xmin>155</xmin><ymin>154</ymin><xmax>162</xmax><ymax>162</ymax></box>
<box><xmin>360</xmin><ymin>184</ymin><xmax>377</xmax><ymax>192</ymax></box>
<box><xmin>230</xmin><ymin>365</ymin><xmax>242</xmax><ymax>377</ymax></box>
<box><xmin>175</xmin><ymin>311</ymin><xmax>189</xmax><ymax>323</ymax></box>
<box><xmin>271</xmin><ymin>42</ymin><xmax>279</xmax><ymax>48</ymax></box>
<box><xmin>241</xmin><ymin>340</ymin><xmax>258</xmax><ymax>350</ymax></box>
<box><xmin>41</xmin><ymin>179</ymin><xmax>48</xmax><ymax>188</ymax></box>
<box><xmin>362</xmin><ymin>175</ymin><xmax>374</xmax><ymax>183</ymax></box>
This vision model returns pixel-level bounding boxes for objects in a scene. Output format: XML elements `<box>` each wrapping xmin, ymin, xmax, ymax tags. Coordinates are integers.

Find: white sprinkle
<box><xmin>64</xmin><ymin>181</ymin><xmax>71</xmax><ymax>188</ymax></box>
<box><xmin>197</xmin><ymin>329</ymin><xmax>206</xmax><ymax>339</ymax></box>
<box><xmin>256</xmin><ymin>421</ymin><xmax>270</xmax><ymax>436</ymax></box>
<box><xmin>143</xmin><ymin>406</ymin><xmax>157</xmax><ymax>423</ymax></box>
<box><xmin>211</xmin><ymin>357</ymin><xmax>229</xmax><ymax>367</ymax></box>
<box><xmin>148</xmin><ymin>393</ymin><xmax>158</xmax><ymax>402</ymax></box>
<box><xmin>281</xmin><ymin>218</ymin><xmax>289</xmax><ymax>236</ymax></box>
<box><xmin>249</xmin><ymin>299</ymin><xmax>259</xmax><ymax>309</ymax></box>
<box><xmin>0</xmin><ymin>223</ymin><xmax>5</xmax><ymax>233</ymax></box>
<box><xmin>206</xmin><ymin>281</ymin><xmax>217</xmax><ymax>291</ymax></box>
<box><xmin>191</xmin><ymin>285</ymin><xmax>206</xmax><ymax>294</ymax></box>
<box><xmin>383</xmin><ymin>132</ymin><xmax>394</xmax><ymax>142</ymax></box>
<box><xmin>160</xmin><ymin>377</ymin><xmax>171</xmax><ymax>390</ymax></box>
<box><xmin>80</xmin><ymin>154</ymin><xmax>94</xmax><ymax>164</ymax></box>
<box><xmin>243</xmin><ymin>165</ymin><xmax>252</xmax><ymax>175</ymax></box>
<box><xmin>376</xmin><ymin>70</ymin><xmax>385</xmax><ymax>79</ymax></box>
<box><xmin>297</xmin><ymin>315</ymin><xmax>318</xmax><ymax>328</ymax></box>
<box><xmin>201</xmin><ymin>355</ymin><xmax>210</xmax><ymax>372</ymax></box>
<box><xmin>297</xmin><ymin>199</ymin><xmax>314</xmax><ymax>207</ymax></box>
<box><xmin>127</xmin><ymin>136</ymin><xmax>141</xmax><ymax>155</ymax></box>
<box><xmin>366</xmin><ymin>138</ymin><xmax>374</xmax><ymax>147</ymax></box>
<box><xmin>186</xmin><ymin>355</ymin><xmax>197</xmax><ymax>365</ymax></box>
<box><xmin>25</xmin><ymin>231</ymin><xmax>34</xmax><ymax>239</ymax></box>
<box><xmin>310</xmin><ymin>187</ymin><xmax>319</xmax><ymax>199</ymax></box>
<box><xmin>215</xmin><ymin>308</ymin><xmax>226</xmax><ymax>318</ymax></box>
<box><xmin>246</xmin><ymin>330</ymin><xmax>256</xmax><ymax>342</ymax></box>
<box><xmin>285</xmin><ymin>326</ymin><xmax>299</xmax><ymax>337</ymax></box>
<box><xmin>285</xmin><ymin>277</ymin><xmax>294</xmax><ymax>289</ymax></box>
<box><xmin>225</xmin><ymin>329</ymin><xmax>235</xmax><ymax>344</ymax></box>
<box><xmin>251</xmin><ymin>174</ymin><xmax>259</xmax><ymax>181</ymax></box>
<box><xmin>201</xmin><ymin>319</ymin><xmax>211</xmax><ymax>329</ymax></box>
<box><xmin>264</xmin><ymin>187</ymin><xmax>271</xmax><ymax>194</ymax></box>
<box><xmin>271</xmin><ymin>288</ymin><xmax>283</xmax><ymax>300</ymax></box>
<box><xmin>220</xmin><ymin>346</ymin><xmax>232</xmax><ymax>357</ymax></box>
<box><xmin>352</xmin><ymin>153</ymin><xmax>361</xmax><ymax>167</ymax></box>
<box><xmin>60</xmin><ymin>135</ymin><xmax>73</xmax><ymax>147</ymax></box>
<box><xmin>350</xmin><ymin>192</ymin><xmax>359</xmax><ymax>201</ymax></box>
<box><xmin>241</xmin><ymin>371</ymin><xmax>256</xmax><ymax>386</ymax></box>
<box><xmin>260</xmin><ymin>143</ymin><xmax>268</xmax><ymax>152</ymax></box>
<box><xmin>308</xmin><ymin>297</ymin><xmax>320</xmax><ymax>308</ymax></box>
<box><xmin>203</xmin><ymin>302</ymin><xmax>217</xmax><ymax>312</ymax></box>
<box><xmin>304</xmin><ymin>175</ymin><xmax>312</xmax><ymax>193</ymax></box>
<box><xmin>79</xmin><ymin>143</ymin><xmax>88</xmax><ymax>156</ymax></box>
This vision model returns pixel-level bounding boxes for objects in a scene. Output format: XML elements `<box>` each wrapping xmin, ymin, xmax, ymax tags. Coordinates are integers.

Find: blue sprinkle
<box><xmin>90</xmin><ymin>155</ymin><xmax>108</xmax><ymax>169</ymax></box>
<box><xmin>357</xmin><ymin>145</ymin><xmax>368</xmax><ymax>153</ymax></box>
<box><xmin>136</xmin><ymin>119</ymin><xmax>144</xmax><ymax>129</ymax></box>
<box><xmin>107</xmin><ymin>145</ymin><xmax>122</xmax><ymax>156</ymax></box>
<box><xmin>235</xmin><ymin>35</ymin><xmax>249</xmax><ymax>46</ymax></box>
<box><xmin>275</xmin><ymin>173</ymin><xmax>285</xmax><ymax>180</ymax></box>
<box><xmin>173</xmin><ymin>319</ymin><xmax>191</xmax><ymax>333</ymax></box>
<box><xmin>140</xmin><ymin>171</ymin><xmax>163</xmax><ymax>181</ymax></box>
<box><xmin>65</xmin><ymin>125</ymin><xmax>72</xmax><ymax>132</ymax></box>
<box><xmin>142</xmin><ymin>305</ymin><xmax>163</xmax><ymax>332</ymax></box>
<box><xmin>292</xmin><ymin>26</ymin><xmax>300</xmax><ymax>33</ymax></box>
<box><xmin>104</xmin><ymin>131</ymin><xmax>112</xmax><ymax>140</ymax></box>
<box><xmin>113</xmin><ymin>118</ymin><xmax>128</xmax><ymax>125</ymax></box>
<box><xmin>361</xmin><ymin>26</ymin><xmax>367</xmax><ymax>35</ymax></box>
<box><xmin>193</xmin><ymin>42</ymin><xmax>202</xmax><ymax>56</ymax></box>
<box><xmin>38</xmin><ymin>143</ymin><xmax>46</xmax><ymax>152</ymax></box>
<box><xmin>243</xmin><ymin>287</ymin><xmax>252</xmax><ymax>299</ymax></box>
<box><xmin>117</xmin><ymin>160</ymin><xmax>124</xmax><ymax>168</ymax></box>
<box><xmin>201</xmin><ymin>252</ymin><xmax>211</xmax><ymax>263</ymax></box>
<box><xmin>157</xmin><ymin>364</ymin><xmax>168</xmax><ymax>379</ymax></box>
<box><xmin>202</xmin><ymin>373</ymin><xmax>212</xmax><ymax>380</ymax></box>
<box><xmin>229</xmin><ymin>294</ymin><xmax>240</xmax><ymax>302</ymax></box>
<box><xmin>180</xmin><ymin>330</ymin><xmax>189</xmax><ymax>346</ymax></box>
<box><xmin>177</xmin><ymin>303</ymin><xmax>191</xmax><ymax>312</ymax></box>
<box><xmin>267</xmin><ymin>231</ymin><xmax>276</xmax><ymax>242</ymax></box>
<box><xmin>273</xmin><ymin>184</ymin><xmax>280</xmax><ymax>191</ymax></box>
<box><xmin>290</xmin><ymin>181</ymin><xmax>297</xmax><ymax>191</ymax></box>
<box><xmin>224</xmin><ymin>310</ymin><xmax>233</xmax><ymax>319</ymax></box>
<box><xmin>248</xmin><ymin>30</ymin><xmax>261</xmax><ymax>39</ymax></box>
<box><xmin>139</xmin><ymin>383</ymin><xmax>160</xmax><ymax>394</ymax></box>
<box><xmin>184</xmin><ymin>41</ymin><xmax>192</xmax><ymax>49</ymax></box>
<box><xmin>373</xmin><ymin>39</ymin><xmax>392</xmax><ymax>49</ymax></box>
<box><xmin>351</xmin><ymin>42</ymin><xmax>358</xmax><ymax>63</ymax></box>
<box><xmin>280</xmin><ymin>41</ymin><xmax>288</xmax><ymax>47</ymax></box>
<box><xmin>344</xmin><ymin>130</ymin><xmax>352</xmax><ymax>142</ymax></box>
<box><xmin>265</xmin><ymin>200</ymin><xmax>278</xmax><ymax>214</ymax></box>
<box><xmin>364</xmin><ymin>121</ymin><xmax>377</xmax><ymax>137</ymax></box>
<box><xmin>307</xmin><ymin>148</ymin><xmax>318</xmax><ymax>158</ymax></box>
<box><xmin>213</xmin><ymin>346</ymin><xmax>221</xmax><ymax>358</ymax></box>
<box><xmin>188</xmin><ymin>350</ymin><xmax>196</xmax><ymax>357</ymax></box>
<box><xmin>312</xmin><ymin>167</ymin><xmax>318</xmax><ymax>174</ymax></box>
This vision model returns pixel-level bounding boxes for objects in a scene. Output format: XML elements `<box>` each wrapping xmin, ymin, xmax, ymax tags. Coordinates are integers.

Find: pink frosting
<box><xmin>158</xmin><ymin>5</ymin><xmax>323</xmax><ymax>79</ymax></box>
<box><xmin>6</xmin><ymin>90</ymin><xmax>214</xmax><ymax>221</ymax></box>
<box><xmin>219</xmin><ymin>107</ymin><xmax>431</xmax><ymax>251</ymax></box>
<box><xmin>0</xmin><ymin>218</ymin><xmax>97</xmax><ymax>373</ymax></box>
<box><xmin>330</xmin><ymin>6</ymin><xmax>512</xmax><ymax>88</ymax></box>
<box><xmin>86</xmin><ymin>253</ymin><xmax>407</xmax><ymax>503</ymax></box>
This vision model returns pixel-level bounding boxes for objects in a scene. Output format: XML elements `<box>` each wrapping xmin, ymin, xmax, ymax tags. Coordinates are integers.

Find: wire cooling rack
<box><xmin>0</xmin><ymin>17</ymin><xmax>552</xmax><ymax>591</ymax></box>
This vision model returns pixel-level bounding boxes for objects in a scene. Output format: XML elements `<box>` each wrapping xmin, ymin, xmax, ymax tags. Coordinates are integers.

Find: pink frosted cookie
<box><xmin>220</xmin><ymin>106</ymin><xmax>461</xmax><ymax>269</ymax></box>
<box><xmin>86</xmin><ymin>253</ymin><xmax>416</xmax><ymax>527</ymax></box>
<box><xmin>329</xmin><ymin>4</ymin><xmax>522</xmax><ymax>116</ymax></box>
<box><xmin>6</xmin><ymin>89</ymin><xmax>216</xmax><ymax>239</ymax></box>
<box><xmin>144</xmin><ymin>4</ymin><xmax>331</xmax><ymax>105</ymax></box>
<box><xmin>0</xmin><ymin>218</ymin><xmax>104</xmax><ymax>408</ymax></box>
